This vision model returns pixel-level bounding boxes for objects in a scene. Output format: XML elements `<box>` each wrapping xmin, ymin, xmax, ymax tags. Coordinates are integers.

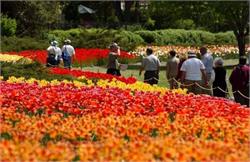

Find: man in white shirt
<box><xmin>139</xmin><ymin>48</ymin><xmax>161</xmax><ymax>85</ymax></box>
<box><xmin>46</xmin><ymin>41</ymin><xmax>62</xmax><ymax>67</ymax></box>
<box><xmin>200</xmin><ymin>47</ymin><xmax>213</xmax><ymax>95</ymax></box>
<box><xmin>180</xmin><ymin>51</ymin><xmax>208</xmax><ymax>94</ymax></box>
<box><xmin>61</xmin><ymin>39</ymin><xmax>75</xmax><ymax>69</ymax></box>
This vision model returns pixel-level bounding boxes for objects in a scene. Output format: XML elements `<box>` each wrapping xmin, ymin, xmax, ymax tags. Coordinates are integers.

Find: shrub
<box><xmin>135</xmin><ymin>30</ymin><xmax>162</xmax><ymax>44</ymax></box>
<box><xmin>174</xmin><ymin>19</ymin><xmax>196</xmax><ymax>30</ymax></box>
<box><xmin>1</xmin><ymin>28</ymin><xmax>237</xmax><ymax>52</ymax></box>
<box><xmin>144</xmin><ymin>17</ymin><xmax>155</xmax><ymax>30</ymax></box>
<box><xmin>215</xmin><ymin>32</ymin><xmax>237</xmax><ymax>44</ymax></box>
<box><xmin>1</xmin><ymin>36</ymin><xmax>48</xmax><ymax>52</ymax></box>
<box><xmin>122</xmin><ymin>24</ymin><xmax>144</xmax><ymax>31</ymax></box>
<box><xmin>1</xmin><ymin>15</ymin><xmax>17</xmax><ymax>37</ymax></box>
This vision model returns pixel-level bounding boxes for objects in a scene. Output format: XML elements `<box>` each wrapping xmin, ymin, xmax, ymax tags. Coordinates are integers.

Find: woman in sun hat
<box><xmin>106</xmin><ymin>42</ymin><xmax>121</xmax><ymax>76</ymax></box>
<box><xmin>212</xmin><ymin>57</ymin><xmax>227</xmax><ymax>98</ymax></box>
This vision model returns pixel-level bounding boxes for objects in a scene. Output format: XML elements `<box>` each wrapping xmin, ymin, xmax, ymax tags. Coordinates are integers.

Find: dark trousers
<box><xmin>107</xmin><ymin>68</ymin><xmax>121</xmax><ymax>76</ymax></box>
<box><xmin>63</xmin><ymin>56</ymin><xmax>72</xmax><ymax>69</ymax></box>
<box><xmin>234</xmin><ymin>89</ymin><xmax>249</xmax><ymax>107</ymax></box>
<box><xmin>144</xmin><ymin>71</ymin><xmax>159</xmax><ymax>85</ymax></box>
<box><xmin>46</xmin><ymin>54</ymin><xmax>59</xmax><ymax>67</ymax></box>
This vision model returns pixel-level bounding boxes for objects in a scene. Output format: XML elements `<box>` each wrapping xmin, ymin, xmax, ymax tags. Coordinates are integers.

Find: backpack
<box><xmin>62</xmin><ymin>46</ymin><xmax>70</xmax><ymax>60</ymax></box>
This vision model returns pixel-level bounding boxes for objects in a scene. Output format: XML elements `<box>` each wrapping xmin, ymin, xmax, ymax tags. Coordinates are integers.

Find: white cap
<box><xmin>109</xmin><ymin>42</ymin><xmax>119</xmax><ymax>49</ymax></box>
<box><xmin>64</xmin><ymin>39</ymin><xmax>71</xmax><ymax>44</ymax></box>
<box><xmin>51</xmin><ymin>41</ymin><xmax>58</xmax><ymax>46</ymax></box>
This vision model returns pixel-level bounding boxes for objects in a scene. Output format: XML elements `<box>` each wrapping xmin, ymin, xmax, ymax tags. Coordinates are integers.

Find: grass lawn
<box><xmin>76</xmin><ymin>66</ymin><xmax>234</xmax><ymax>98</ymax></box>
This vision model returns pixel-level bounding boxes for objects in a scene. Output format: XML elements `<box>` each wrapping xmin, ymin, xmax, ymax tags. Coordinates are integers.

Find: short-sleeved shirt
<box><xmin>180</xmin><ymin>58</ymin><xmax>205</xmax><ymax>81</ymax></box>
<box><xmin>202</xmin><ymin>53</ymin><xmax>213</xmax><ymax>74</ymax></box>
<box><xmin>107</xmin><ymin>52</ymin><xmax>119</xmax><ymax>69</ymax></box>
<box><xmin>166</xmin><ymin>56</ymin><xmax>180</xmax><ymax>78</ymax></box>
<box><xmin>47</xmin><ymin>46</ymin><xmax>62</xmax><ymax>60</ymax></box>
<box><xmin>61</xmin><ymin>45</ymin><xmax>75</xmax><ymax>57</ymax></box>
<box><xmin>142</xmin><ymin>54</ymin><xmax>161</xmax><ymax>71</ymax></box>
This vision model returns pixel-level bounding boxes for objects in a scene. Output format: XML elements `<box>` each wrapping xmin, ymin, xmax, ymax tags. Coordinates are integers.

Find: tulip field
<box><xmin>3</xmin><ymin>45</ymin><xmax>248</xmax><ymax>66</ymax></box>
<box><xmin>133</xmin><ymin>45</ymin><xmax>247</xmax><ymax>58</ymax></box>
<box><xmin>0</xmin><ymin>50</ymin><xmax>250</xmax><ymax>161</ymax></box>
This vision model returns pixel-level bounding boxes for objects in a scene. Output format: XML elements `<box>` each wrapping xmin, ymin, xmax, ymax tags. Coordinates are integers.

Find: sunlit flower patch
<box><xmin>0</xmin><ymin>54</ymin><xmax>32</xmax><ymax>64</ymax></box>
<box><xmin>50</xmin><ymin>67</ymin><xmax>137</xmax><ymax>84</ymax></box>
<box><xmin>132</xmin><ymin>45</ymin><xmax>249</xmax><ymax>58</ymax></box>
<box><xmin>0</xmin><ymin>78</ymin><xmax>249</xmax><ymax>161</ymax></box>
<box><xmin>4</xmin><ymin>76</ymin><xmax>186</xmax><ymax>95</ymax></box>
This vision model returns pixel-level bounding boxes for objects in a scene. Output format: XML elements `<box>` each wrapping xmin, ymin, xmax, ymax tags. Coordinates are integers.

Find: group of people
<box><xmin>46</xmin><ymin>39</ymin><xmax>75</xmax><ymax>69</ymax></box>
<box><xmin>107</xmin><ymin>43</ymin><xmax>249</xmax><ymax>106</ymax></box>
<box><xmin>45</xmin><ymin>41</ymin><xmax>249</xmax><ymax>106</ymax></box>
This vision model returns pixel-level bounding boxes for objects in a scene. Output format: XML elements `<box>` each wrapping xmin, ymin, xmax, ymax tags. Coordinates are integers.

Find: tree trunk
<box><xmin>124</xmin><ymin>1</ymin><xmax>134</xmax><ymax>23</ymax></box>
<box><xmin>135</xmin><ymin>1</ymin><xmax>140</xmax><ymax>23</ymax></box>
<box><xmin>113</xmin><ymin>1</ymin><xmax>122</xmax><ymax>21</ymax></box>
<box><xmin>235</xmin><ymin>32</ymin><xmax>246</xmax><ymax>57</ymax></box>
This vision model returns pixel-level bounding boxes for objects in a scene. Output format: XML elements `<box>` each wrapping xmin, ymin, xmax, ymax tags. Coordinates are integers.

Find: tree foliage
<box><xmin>0</xmin><ymin>14</ymin><xmax>17</xmax><ymax>37</ymax></box>
<box><xmin>1</xmin><ymin>1</ymin><xmax>62</xmax><ymax>36</ymax></box>
<box><xmin>212</xmin><ymin>1</ymin><xmax>249</xmax><ymax>56</ymax></box>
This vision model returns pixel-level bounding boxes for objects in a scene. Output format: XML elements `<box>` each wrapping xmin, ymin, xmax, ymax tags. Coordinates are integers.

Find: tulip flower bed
<box><xmin>1</xmin><ymin>77</ymin><xmax>250</xmax><ymax>161</ymax></box>
<box><xmin>0</xmin><ymin>54</ymin><xmax>32</xmax><ymax>64</ymax></box>
<box><xmin>50</xmin><ymin>67</ymin><xmax>137</xmax><ymax>84</ymax></box>
<box><xmin>1</xmin><ymin>48</ymin><xmax>136</xmax><ymax>66</ymax></box>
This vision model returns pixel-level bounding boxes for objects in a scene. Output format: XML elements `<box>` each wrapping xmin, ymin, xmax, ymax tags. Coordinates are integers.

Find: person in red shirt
<box><xmin>229</xmin><ymin>56</ymin><xmax>249</xmax><ymax>106</ymax></box>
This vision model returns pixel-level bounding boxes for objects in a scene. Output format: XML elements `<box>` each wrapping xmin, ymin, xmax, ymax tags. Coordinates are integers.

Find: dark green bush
<box><xmin>1</xmin><ymin>36</ymin><xmax>48</xmax><ymax>52</ymax></box>
<box><xmin>48</xmin><ymin>28</ymin><xmax>143</xmax><ymax>51</ymax></box>
<box><xmin>1</xmin><ymin>15</ymin><xmax>17</xmax><ymax>37</ymax></box>
<box><xmin>135</xmin><ymin>30</ymin><xmax>162</xmax><ymax>44</ymax></box>
<box><xmin>1</xmin><ymin>28</ymin><xmax>237</xmax><ymax>53</ymax></box>
<box><xmin>137</xmin><ymin>29</ymin><xmax>235</xmax><ymax>46</ymax></box>
<box><xmin>214</xmin><ymin>32</ymin><xmax>237</xmax><ymax>44</ymax></box>
<box><xmin>174</xmin><ymin>19</ymin><xmax>196</xmax><ymax>30</ymax></box>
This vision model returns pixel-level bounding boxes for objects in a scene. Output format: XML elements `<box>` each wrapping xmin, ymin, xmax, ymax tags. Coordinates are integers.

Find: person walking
<box><xmin>166</xmin><ymin>50</ymin><xmax>179</xmax><ymax>89</ymax></box>
<box><xmin>213</xmin><ymin>58</ymin><xmax>227</xmax><ymax>98</ymax></box>
<box><xmin>200</xmin><ymin>46</ymin><xmax>213</xmax><ymax>95</ymax></box>
<box><xmin>176</xmin><ymin>54</ymin><xmax>187</xmax><ymax>82</ymax></box>
<box><xmin>46</xmin><ymin>40</ymin><xmax>62</xmax><ymax>67</ymax></box>
<box><xmin>139</xmin><ymin>48</ymin><xmax>161</xmax><ymax>85</ymax></box>
<box><xmin>180</xmin><ymin>51</ymin><xmax>208</xmax><ymax>95</ymax></box>
<box><xmin>229</xmin><ymin>56</ymin><xmax>249</xmax><ymax>106</ymax></box>
<box><xmin>107</xmin><ymin>42</ymin><xmax>121</xmax><ymax>76</ymax></box>
<box><xmin>61</xmin><ymin>39</ymin><xmax>75</xmax><ymax>69</ymax></box>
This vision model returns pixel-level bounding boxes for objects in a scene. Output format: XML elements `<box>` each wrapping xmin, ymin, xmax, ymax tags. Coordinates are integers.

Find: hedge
<box><xmin>1</xmin><ymin>28</ymin><xmax>237</xmax><ymax>52</ymax></box>
<box><xmin>1</xmin><ymin>36</ymin><xmax>48</xmax><ymax>52</ymax></box>
<box><xmin>136</xmin><ymin>29</ymin><xmax>236</xmax><ymax>45</ymax></box>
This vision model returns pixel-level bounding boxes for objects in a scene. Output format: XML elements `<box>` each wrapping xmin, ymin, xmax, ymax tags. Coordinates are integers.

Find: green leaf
<box><xmin>0</xmin><ymin>132</ymin><xmax>12</xmax><ymax>140</ymax></box>
<box><xmin>40</xmin><ymin>133</ymin><xmax>51</xmax><ymax>146</ymax></box>
<box><xmin>72</xmin><ymin>155</ymin><xmax>80</xmax><ymax>162</ymax></box>
<box><xmin>123</xmin><ymin>134</ymin><xmax>130</xmax><ymax>142</ymax></box>
<box><xmin>150</xmin><ymin>128</ymin><xmax>159</xmax><ymax>137</ymax></box>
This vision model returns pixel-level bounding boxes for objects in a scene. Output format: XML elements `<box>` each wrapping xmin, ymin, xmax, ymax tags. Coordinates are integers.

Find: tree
<box><xmin>1</xmin><ymin>1</ymin><xmax>62</xmax><ymax>36</ymax></box>
<box><xmin>212</xmin><ymin>1</ymin><xmax>249</xmax><ymax>56</ymax></box>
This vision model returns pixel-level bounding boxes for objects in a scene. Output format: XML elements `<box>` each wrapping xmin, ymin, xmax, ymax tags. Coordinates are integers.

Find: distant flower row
<box><xmin>131</xmin><ymin>45</ymin><xmax>249</xmax><ymax>58</ymax></box>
